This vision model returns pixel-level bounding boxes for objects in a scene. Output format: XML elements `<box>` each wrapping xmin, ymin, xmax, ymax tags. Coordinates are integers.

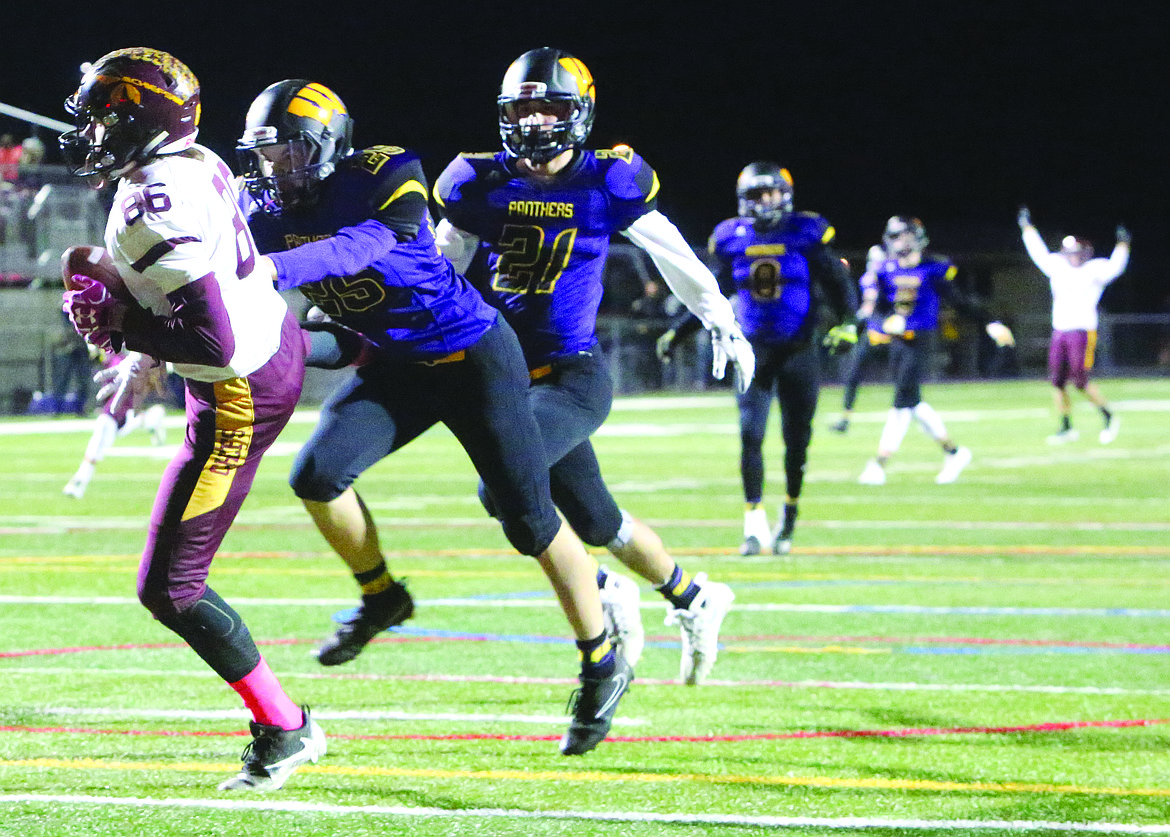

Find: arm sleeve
<box><xmin>1102</xmin><ymin>243</ymin><xmax>1130</xmax><ymax>281</ymax></box>
<box><xmin>1021</xmin><ymin>226</ymin><xmax>1060</xmax><ymax>275</ymax></box>
<box><xmin>621</xmin><ymin>210</ymin><xmax>739</xmax><ymax>334</ymax></box>
<box><xmin>434</xmin><ymin>218</ymin><xmax>481</xmax><ymax>275</ymax></box>
<box><xmin>120</xmin><ymin>273</ymin><xmax>236</xmax><ymax>366</ymax></box>
<box><xmin>269</xmin><ymin>219</ymin><xmax>398</xmax><ymax>291</ymax></box>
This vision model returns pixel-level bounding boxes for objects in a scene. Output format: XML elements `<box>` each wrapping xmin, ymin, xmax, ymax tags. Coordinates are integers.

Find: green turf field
<box><xmin>1</xmin><ymin>376</ymin><xmax>1167</xmax><ymax>835</ymax></box>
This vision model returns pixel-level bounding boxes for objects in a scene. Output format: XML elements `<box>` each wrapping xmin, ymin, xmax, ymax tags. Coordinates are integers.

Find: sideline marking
<box><xmin>4</xmin><ymin>794</ymin><xmax>1169</xmax><ymax>833</ymax></box>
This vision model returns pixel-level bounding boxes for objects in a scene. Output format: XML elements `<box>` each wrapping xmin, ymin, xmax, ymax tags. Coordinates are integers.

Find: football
<box><xmin>61</xmin><ymin>245</ymin><xmax>132</xmax><ymax>301</ymax></box>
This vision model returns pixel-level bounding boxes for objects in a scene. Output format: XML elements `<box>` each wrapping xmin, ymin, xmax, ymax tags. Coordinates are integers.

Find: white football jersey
<box><xmin>1022</xmin><ymin>227</ymin><xmax>1129</xmax><ymax>331</ymax></box>
<box><xmin>105</xmin><ymin>144</ymin><xmax>287</xmax><ymax>382</ymax></box>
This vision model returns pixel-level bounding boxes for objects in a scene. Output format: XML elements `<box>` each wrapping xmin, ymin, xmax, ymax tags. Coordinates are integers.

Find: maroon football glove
<box><xmin>63</xmin><ymin>275</ymin><xmax>126</xmax><ymax>354</ymax></box>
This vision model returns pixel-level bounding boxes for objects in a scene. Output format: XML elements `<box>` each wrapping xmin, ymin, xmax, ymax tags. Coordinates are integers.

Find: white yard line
<box><xmin>32</xmin><ymin>706</ymin><xmax>645</xmax><ymax>726</ymax></box>
<box><xmin>2</xmin><ymin>794</ymin><xmax>1167</xmax><ymax>833</ymax></box>
<box><xmin>6</xmin><ymin>666</ymin><xmax>1170</xmax><ymax>697</ymax></box>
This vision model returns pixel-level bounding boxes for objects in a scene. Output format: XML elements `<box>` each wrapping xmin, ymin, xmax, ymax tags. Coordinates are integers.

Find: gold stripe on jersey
<box><xmin>181</xmin><ymin>378</ymin><xmax>255</xmax><ymax>522</ymax></box>
<box><xmin>944</xmin><ymin>265</ymin><xmax>959</xmax><ymax>281</ymax></box>
<box><xmin>289</xmin><ymin>83</ymin><xmax>347</xmax><ymax>126</ymax></box>
<box><xmin>378</xmin><ymin>179</ymin><xmax>428</xmax><ymax>210</ymax></box>
<box><xmin>822</xmin><ymin>225</ymin><xmax>836</xmax><ymax>244</ymax></box>
<box><xmin>646</xmin><ymin>170</ymin><xmax>660</xmax><ymax>203</ymax></box>
<box><xmin>746</xmin><ymin>243</ymin><xmax>786</xmax><ymax>257</ymax></box>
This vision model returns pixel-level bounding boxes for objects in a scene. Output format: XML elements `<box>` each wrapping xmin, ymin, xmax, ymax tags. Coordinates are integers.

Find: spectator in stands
<box><xmin>0</xmin><ymin>134</ymin><xmax>22</xmax><ymax>182</ymax></box>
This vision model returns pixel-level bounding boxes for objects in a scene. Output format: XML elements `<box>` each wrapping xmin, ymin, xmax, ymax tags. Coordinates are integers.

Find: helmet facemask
<box><xmin>883</xmin><ymin>216</ymin><xmax>929</xmax><ymax>259</ymax></box>
<box><xmin>736</xmin><ymin>163</ymin><xmax>793</xmax><ymax>228</ymax></box>
<box><xmin>498</xmin><ymin>87</ymin><xmax>592</xmax><ymax>164</ymax></box>
<box><xmin>238</xmin><ymin>128</ymin><xmax>332</xmax><ymax>213</ymax></box>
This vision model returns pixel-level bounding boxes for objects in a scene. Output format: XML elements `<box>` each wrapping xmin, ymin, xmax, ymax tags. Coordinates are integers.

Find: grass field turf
<box><xmin>1</xmin><ymin>376</ymin><xmax>1168</xmax><ymax>835</ymax></box>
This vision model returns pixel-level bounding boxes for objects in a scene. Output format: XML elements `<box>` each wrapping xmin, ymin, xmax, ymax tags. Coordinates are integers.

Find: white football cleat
<box><xmin>858</xmin><ymin>459</ymin><xmax>886</xmax><ymax>485</ymax></box>
<box><xmin>598</xmin><ymin>567</ymin><xmax>644</xmax><ymax>667</ymax></box>
<box><xmin>62</xmin><ymin>475</ymin><xmax>88</xmax><ymax>499</ymax></box>
<box><xmin>936</xmin><ymin>446</ymin><xmax>972</xmax><ymax>484</ymax></box>
<box><xmin>666</xmin><ymin>572</ymin><xmax>734</xmax><ymax>685</ymax></box>
<box><xmin>1099</xmin><ymin>415</ymin><xmax>1120</xmax><ymax>445</ymax></box>
<box><xmin>740</xmin><ymin>508</ymin><xmax>770</xmax><ymax>555</ymax></box>
<box><xmin>1046</xmin><ymin>428</ymin><xmax>1079</xmax><ymax>445</ymax></box>
<box><xmin>218</xmin><ymin>707</ymin><xmax>326</xmax><ymax>792</ymax></box>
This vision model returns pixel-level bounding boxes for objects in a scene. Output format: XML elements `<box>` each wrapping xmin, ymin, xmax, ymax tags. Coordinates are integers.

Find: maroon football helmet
<box><xmin>61</xmin><ymin>47</ymin><xmax>200</xmax><ymax>180</ymax></box>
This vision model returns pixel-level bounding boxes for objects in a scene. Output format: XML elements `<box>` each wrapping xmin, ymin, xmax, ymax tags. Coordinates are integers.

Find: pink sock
<box><xmin>228</xmin><ymin>657</ymin><xmax>303</xmax><ymax>730</ymax></box>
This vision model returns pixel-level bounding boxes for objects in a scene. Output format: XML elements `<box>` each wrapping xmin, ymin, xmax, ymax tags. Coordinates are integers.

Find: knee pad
<box><xmin>499</xmin><ymin>513</ymin><xmax>558</xmax><ymax>558</ymax></box>
<box><xmin>143</xmin><ymin>587</ymin><xmax>260</xmax><ymax>683</ymax></box>
<box><xmin>289</xmin><ymin>449</ymin><xmax>347</xmax><ymax>503</ymax></box>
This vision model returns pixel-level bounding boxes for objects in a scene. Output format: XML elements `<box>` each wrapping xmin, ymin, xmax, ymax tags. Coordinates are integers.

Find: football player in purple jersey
<box><xmin>1018</xmin><ymin>207</ymin><xmax>1129</xmax><ymax>445</ymax></box>
<box><xmin>240</xmin><ymin>79</ymin><xmax>629</xmax><ymax>754</ymax></box>
<box><xmin>59</xmin><ymin>49</ymin><xmax>323</xmax><ymax>791</ymax></box>
<box><xmin>856</xmin><ymin>216</ymin><xmax>1014</xmax><ymax>486</ymax></box>
<box><xmin>432</xmin><ymin>47</ymin><xmax>753</xmax><ymax>686</ymax></box>
<box><xmin>678</xmin><ymin>162</ymin><xmax>858</xmax><ymax>557</ymax></box>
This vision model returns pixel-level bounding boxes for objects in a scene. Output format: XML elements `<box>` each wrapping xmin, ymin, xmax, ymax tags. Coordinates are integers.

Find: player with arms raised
<box><xmin>1018</xmin><ymin>207</ymin><xmax>1129</xmax><ymax>444</ymax></box>
<box><xmin>59</xmin><ymin>48</ymin><xmax>322</xmax><ymax>791</ymax></box>
<box><xmin>432</xmin><ymin>48</ymin><xmax>751</xmax><ymax>685</ymax></box>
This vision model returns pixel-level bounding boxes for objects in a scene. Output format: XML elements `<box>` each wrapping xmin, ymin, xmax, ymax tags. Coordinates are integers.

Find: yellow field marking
<box><xmin>4</xmin><ymin>757</ymin><xmax>1170</xmax><ymax>798</ymax></box>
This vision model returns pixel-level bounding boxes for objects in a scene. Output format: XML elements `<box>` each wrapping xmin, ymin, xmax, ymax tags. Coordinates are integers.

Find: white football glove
<box><xmin>709</xmin><ymin>324</ymin><xmax>755</xmax><ymax>393</ymax></box>
<box><xmin>94</xmin><ymin>353</ymin><xmax>163</xmax><ymax>415</ymax></box>
<box><xmin>985</xmin><ymin>321</ymin><xmax>1015</xmax><ymax>347</ymax></box>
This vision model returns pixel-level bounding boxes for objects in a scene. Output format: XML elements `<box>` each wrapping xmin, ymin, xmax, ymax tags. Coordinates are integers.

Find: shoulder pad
<box><xmin>434</xmin><ymin>154</ymin><xmax>482</xmax><ymax>208</ymax></box>
<box><xmin>707</xmin><ymin>217</ymin><xmax>742</xmax><ymax>253</ymax></box>
<box><xmin>598</xmin><ymin>146</ymin><xmax>659</xmax><ymax>204</ymax></box>
<box><xmin>791</xmin><ymin>211</ymin><xmax>834</xmax><ymax>244</ymax></box>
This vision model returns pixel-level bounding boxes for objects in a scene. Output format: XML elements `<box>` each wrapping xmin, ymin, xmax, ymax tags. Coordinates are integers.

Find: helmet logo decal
<box><xmin>558</xmin><ymin>57</ymin><xmax>595</xmax><ymax>100</ymax></box>
<box><xmin>558</xmin><ymin>57</ymin><xmax>594</xmax><ymax>98</ymax></box>
<box><xmin>108</xmin><ymin>81</ymin><xmax>141</xmax><ymax>107</ymax></box>
<box><xmin>289</xmin><ymin>83</ymin><xmax>348</xmax><ymax>126</ymax></box>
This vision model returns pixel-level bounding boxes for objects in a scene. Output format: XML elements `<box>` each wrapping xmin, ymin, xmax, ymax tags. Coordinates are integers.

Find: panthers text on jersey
<box><xmin>247</xmin><ymin>145</ymin><xmax>499</xmax><ymax>362</ymax></box>
<box><xmin>871</xmin><ymin>255</ymin><xmax>959</xmax><ymax>335</ymax></box>
<box><xmin>707</xmin><ymin>211</ymin><xmax>837</xmax><ymax>345</ymax></box>
<box><xmin>433</xmin><ymin>146</ymin><xmax>658</xmax><ymax>366</ymax></box>
<box><xmin>106</xmin><ymin>144</ymin><xmax>288</xmax><ymax>382</ymax></box>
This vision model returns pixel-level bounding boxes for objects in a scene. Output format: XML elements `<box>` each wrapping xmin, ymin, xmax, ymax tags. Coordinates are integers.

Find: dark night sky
<box><xmin>3</xmin><ymin>2</ymin><xmax>1166</xmax><ymax>310</ymax></box>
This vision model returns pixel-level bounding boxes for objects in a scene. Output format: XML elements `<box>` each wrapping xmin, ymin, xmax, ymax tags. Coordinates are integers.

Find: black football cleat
<box><xmin>315</xmin><ymin>581</ymin><xmax>414</xmax><ymax>666</ymax></box>
<box><xmin>559</xmin><ymin>655</ymin><xmax>633</xmax><ymax>755</ymax></box>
